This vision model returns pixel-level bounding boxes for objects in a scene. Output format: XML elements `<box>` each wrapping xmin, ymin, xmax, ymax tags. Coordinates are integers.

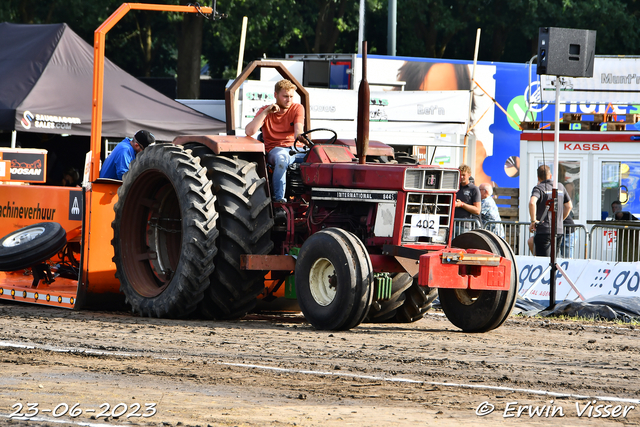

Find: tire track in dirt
<box><xmin>0</xmin><ymin>302</ymin><xmax>638</xmax><ymax>426</ymax></box>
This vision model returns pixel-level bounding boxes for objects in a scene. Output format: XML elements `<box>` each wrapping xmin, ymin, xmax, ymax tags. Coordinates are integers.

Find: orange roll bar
<box><xmin>89</xmin><ymin>3</ymin><xmax>213</xmax><ymax>181</ymax></box>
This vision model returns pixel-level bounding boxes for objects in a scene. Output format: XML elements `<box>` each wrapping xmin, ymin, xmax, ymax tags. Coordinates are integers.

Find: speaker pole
<box><xmin>549</xmin><ymin>76</ymin><xmax>561</xmax><ymax>309</ymax></box>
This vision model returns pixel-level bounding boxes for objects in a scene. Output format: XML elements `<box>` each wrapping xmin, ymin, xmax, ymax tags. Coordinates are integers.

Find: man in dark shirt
<box><xmin>528</xmin><ymin>165</ymin><xmax>573</xmax><ymax>257</ymax></box>
<box><xmin>611</xmin><ymin>200</ymin><xmax>639</xmax><ymax>221</ymax></box>
<box><xmin>454</xmin><ymin>164</ymin><xmax>481</xmax><ymax>222</ymax></box>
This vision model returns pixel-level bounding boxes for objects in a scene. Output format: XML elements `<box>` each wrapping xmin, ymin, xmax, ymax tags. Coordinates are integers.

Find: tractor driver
<box><xmin>245</xmin><ymin>79</ymin><xmax>306</xmax><ymax>203</ymax></box>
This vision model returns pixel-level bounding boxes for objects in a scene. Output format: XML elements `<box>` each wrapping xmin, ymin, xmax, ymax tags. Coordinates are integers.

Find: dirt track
<box><xmin>0</xmin><ymin>301</ymin><xmax>639</xmax><ymax>427</ymax></box>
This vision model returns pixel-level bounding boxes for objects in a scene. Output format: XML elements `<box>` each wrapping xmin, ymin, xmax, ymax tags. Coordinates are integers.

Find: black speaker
<box><xmin>537</xmin><ymin>27</ymin><xmax>596</xmax><ymax>77</ymax></box>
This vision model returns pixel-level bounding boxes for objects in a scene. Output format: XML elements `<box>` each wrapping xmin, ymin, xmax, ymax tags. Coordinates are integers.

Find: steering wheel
<box><xmin>293</xmin><ymin>128</ymin><xmax>338</xmax><ymax>153</ymax></box>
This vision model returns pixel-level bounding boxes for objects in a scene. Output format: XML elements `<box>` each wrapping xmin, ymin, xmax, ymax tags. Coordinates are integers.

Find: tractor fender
<box><xmin>173</xmin><ymin>134</ymin><xmax>265</xmax><ymax>155</ymax></box>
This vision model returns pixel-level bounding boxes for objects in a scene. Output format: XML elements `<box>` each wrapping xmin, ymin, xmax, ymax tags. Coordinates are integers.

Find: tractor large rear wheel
<box><xmin>438</xmin><ymin>230</ymin><xmax>517</xmax><ymax>332</ymax></box>
<box><xmin>190</xmin><ymin>149</ymin><xmax>274</xmax><ymax>320</ymax></box>
<box><xmin>112</xmin><ymin>144</ymin><xmax>218</xmax><ymax>318</ymax></box>
<box><xmin>296</xmin><ymin>228</ymin><xmax>373</xmax><ymax>330</ymax></box>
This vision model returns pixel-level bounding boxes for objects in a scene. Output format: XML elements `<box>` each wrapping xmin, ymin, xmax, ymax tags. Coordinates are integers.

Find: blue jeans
<box><xmin>561</xmin><ymin>232</ymin><xmax>575</xmax><ymax>258</ymax></box>
<box><xmin>267</xmin><ymin>146</ymin><xmax>306</xmax><ymax>200</ymax></box>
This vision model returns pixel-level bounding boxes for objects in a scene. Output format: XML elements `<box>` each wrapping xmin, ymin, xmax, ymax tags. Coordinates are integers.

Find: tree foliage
<box><xmin>2</xmin><ymin>0</ymin><xmax>640</xmax><ymax>85</ymax></box>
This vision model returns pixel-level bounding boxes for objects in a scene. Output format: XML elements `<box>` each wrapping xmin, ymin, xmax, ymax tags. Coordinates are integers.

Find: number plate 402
<box><xmin>410</xmin><ymin>214</ymin><xmax>439</xmax><ymax>237</ymax></box>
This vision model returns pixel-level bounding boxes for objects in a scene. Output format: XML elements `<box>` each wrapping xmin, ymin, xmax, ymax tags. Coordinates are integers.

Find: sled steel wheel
<box><xmin>296</xmin><ymin>228</ymin><xmax>373</xmax><ymax>330</ymax></box>
<box><xmin>438</xmin><ymin>229</ymin><xmax>516</xmax><ymax>332</ymax></box>
<box><xmin>0</xmin><ymin>222</ymin><xmax>67</xmax><ymax>271</ymax></box>
<box><xmin>188</xmin><ymin>148</ymin><xmax>274</xmax><ymax>320</ymax></box>
<box><xmin>472</xmin><ymin>229</ymin><xmax>518</xmax><ymax>327</ymax></box>
<box><xmin>112</xmin><ymin>144</ymin><xmax>218</xmax><ymax>318</ymax></box>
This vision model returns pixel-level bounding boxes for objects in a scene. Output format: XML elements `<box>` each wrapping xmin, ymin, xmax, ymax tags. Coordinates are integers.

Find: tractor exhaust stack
<box><xmin>356</xmin><ymin>41</ymin><xmax>370</xmax><ymax>164</ymax></box>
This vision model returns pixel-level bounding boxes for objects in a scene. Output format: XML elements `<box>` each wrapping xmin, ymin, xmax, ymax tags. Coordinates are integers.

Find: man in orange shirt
<box><xmin>245</xmin><ymin>79</ymin><xmax>305</xmax><ymax>203</ymax></box>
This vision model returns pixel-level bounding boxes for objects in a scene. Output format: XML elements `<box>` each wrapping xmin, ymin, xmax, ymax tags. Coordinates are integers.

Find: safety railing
<box><xmin>589</xmin><ymin>223</ymin><xmax>640</xmax><ymax>262</ymax></box>
<box><xmin>562</xmin><ymin>224</ymin><xmax>589</xmax><ymax>260</ymax></box>
<box><xmin>453</xmin><ymin>219</ymin><xmax>592</xmax><ymax>259</ymax></box>
<box><xmin>484</xmin><ymin>221</ymin><xmax>533</xmax><ymax>256</ymax></box>
<box><xmin>452</xmin><ymin>218</ymin><xmax>482</xmax><ymax>239</ymax></box>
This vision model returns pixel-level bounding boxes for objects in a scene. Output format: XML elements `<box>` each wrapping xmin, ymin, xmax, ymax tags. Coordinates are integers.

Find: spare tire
<box><xmin>0</xmin><ymin>222</ymin><xmax>67</xmax><ymax>271</ymax></box>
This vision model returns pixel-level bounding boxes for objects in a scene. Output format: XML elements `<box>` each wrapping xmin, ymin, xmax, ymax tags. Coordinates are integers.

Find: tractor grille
<box><xmin>402</xmin><ymin>192</ymin><xmax>453</xmax><ymax>244</ymax></box>
<box><xmin>404</xmin><ymin>168</ymin><xmax>459</xmax><ymax>191</ymax></box>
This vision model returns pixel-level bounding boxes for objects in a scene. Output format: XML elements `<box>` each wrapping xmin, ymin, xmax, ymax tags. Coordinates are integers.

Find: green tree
<box><xmin>202</xmin><ymin>0</ymin><xmax>369</xmax><ymax>79</ymax></box>
<box><xmin>4</xmin><ymin>0</ymin><xmax>640</xmax><ymax>84</ymax></box>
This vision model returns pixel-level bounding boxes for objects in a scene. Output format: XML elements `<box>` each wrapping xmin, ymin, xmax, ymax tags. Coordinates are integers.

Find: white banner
<box><xmin>541</xmin><ymin>57</ymin><xmax>640</xmax><ymax>104</ymax></box>
<box><xmin>241</xmin><ymin>81</ymin><xmax>470</xmax><ymax>126</ymax></box>
<box><xmin>304</xmin><ymin>88</ymin><xmax>358</xmax><ymax>121</ymax></box>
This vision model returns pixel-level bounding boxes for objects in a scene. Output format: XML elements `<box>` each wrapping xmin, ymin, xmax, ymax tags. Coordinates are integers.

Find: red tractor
<box><xmin>111</xmin><ymin>57</ymin><xmax>516</xmax><ymax>332</ymax></box>
<box><xmin>0</xmin><ymin>5</ymin><xmax>515</xmax><ymax>332</ymax></box>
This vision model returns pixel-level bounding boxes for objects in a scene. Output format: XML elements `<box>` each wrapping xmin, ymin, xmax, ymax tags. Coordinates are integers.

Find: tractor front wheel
<box><xmin>366</xmin><ymin>273</ymin><xmax>438</xmax><ymax>323</ymax></box>
<box><xmin>296</xmin><ymin>228</ymin><xmax>373</xmax><ymax>330</ymax></box>
<box><xmin>395</xmin><ymin>280</ymin><xmax>438</xmax><ymax>323</ymax></box>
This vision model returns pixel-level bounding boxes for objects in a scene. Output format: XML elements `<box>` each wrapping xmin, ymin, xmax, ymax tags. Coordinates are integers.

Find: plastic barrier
<box><xmin>516</xmin><ymin>255</ymin><xmax>640</xmax><ymax>305</ymax></box>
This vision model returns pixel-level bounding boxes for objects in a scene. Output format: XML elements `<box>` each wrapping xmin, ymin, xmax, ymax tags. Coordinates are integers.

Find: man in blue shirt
<box><xmin>99</xmin><ymin>130</ymin><xmax>155</xmax><ymax>180</ymax></box>
<box><xmin>479</xmin><ymin>183</ymin><xmax>505</xmax><ymax>239</ymax></box>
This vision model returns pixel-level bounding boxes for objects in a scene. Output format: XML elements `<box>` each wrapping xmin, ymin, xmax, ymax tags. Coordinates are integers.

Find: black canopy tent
<box><xmin>0</xmin><ymin>22</ymin><xmax>225</xmax><ymax>142</ymax></box>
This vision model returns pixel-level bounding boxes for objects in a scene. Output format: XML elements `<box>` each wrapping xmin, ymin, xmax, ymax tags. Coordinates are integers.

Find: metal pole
<box><xmin>549</xmin><ymin>76</ymin><xmax>561</xmax><ymax>308</ymax></box>
<box><xmin>463</xmin><ymin>28</ymin><xmax>481</xmax><ymax>168</ymax></box>
<box><xmin>387</xmin><ymin>0</ymin><xmax>396</xmax><ymax>56</ymax></box>
<box><xmin>358</xmin><ymin>0</ymin><xmax>365</xmax><ymax>54</ymax></box>
<box><xmin>234</xmin><ymin>16</ymin><xmax>248</xmax><ymax>133</ymax></box>
<box><xmin>236</xmin><ymin>16</ymin><xmax>248</xmax><ymax>77</ymax></box>
<box><xmin>90</xmin><ymin>3</ymin><xmax>213</xmax><ymax>181</ymax></box>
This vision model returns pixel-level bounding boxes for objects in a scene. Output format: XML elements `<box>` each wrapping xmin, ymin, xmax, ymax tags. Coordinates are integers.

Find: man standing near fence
<box><xmin>454</xmin><ymin>165</ymin><xmax>481</xmax><ymax>236</ymax></box>
<box><xmin>455</xmin><ymin>165</ymin><xmax>481</xmax><ymax>218</ymax></box>
<box><xmin>479</xmin><ymin>183</ymin><xmax>505</xmax><ymax>239</ymax></box>
<box><xmin>529</xmin><ymin>165</ymin><xmax>573</xmax><ymax>257</ymax></box>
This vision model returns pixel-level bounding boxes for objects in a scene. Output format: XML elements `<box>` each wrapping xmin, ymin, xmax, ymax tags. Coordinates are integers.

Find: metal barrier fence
<box><xmin>484</xmin><ymin>221</ymin><xmax>533</xmax><ymax>256</ymax></box>
<box><xmin>452</xmin><ymin>218</ymin><xmax>482</xmax><ymax>239</ymax></box>
<box><xmin>588</xmin><ymin>223</ymin><xmax>640</xmax><ymax>262</ymax></box>
<box><xmin>563</xmin><ymin>224</ymin><xmax>589</xmax><ymax>260</ymax></box>
<box><xmin>452</xmin><ymin>220</ymin><xmax>591</xmax><ymax>259</ymax></box>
